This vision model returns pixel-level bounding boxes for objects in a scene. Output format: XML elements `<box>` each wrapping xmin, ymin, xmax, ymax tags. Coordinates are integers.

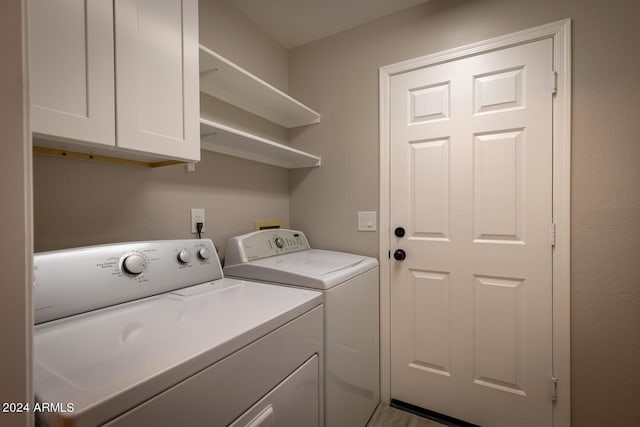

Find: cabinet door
<box><xmin>30</xmin><ymin>0</ymin><xmax>115</xmax><ymax>146</ymax></box>
<box><xmin>114</xmin><ymin>0</ymin><xmax>200</xmax><ymax>162</ymax></box>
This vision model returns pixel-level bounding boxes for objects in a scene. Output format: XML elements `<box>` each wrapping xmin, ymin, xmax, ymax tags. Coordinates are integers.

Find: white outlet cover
<box><xmin>358</xmin><ymin>211</ymin><xmax>376</xmax><ymax>232</ymax></box>
<box><xmin>191</xmin><ymin>208</ymin><xmax>205</xmax><ymax>233</ymax></box>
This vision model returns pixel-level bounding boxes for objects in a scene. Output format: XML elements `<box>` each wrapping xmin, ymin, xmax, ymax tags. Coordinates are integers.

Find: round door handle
<box><xmin>394</xmin><ymin>227</ymin><xmax>405</xmax><ymax>238</ymax></box>
<box><xmin>393</xmin><ymin>249</ymin><xmax>406</xmax><ymax>261</ymax></box>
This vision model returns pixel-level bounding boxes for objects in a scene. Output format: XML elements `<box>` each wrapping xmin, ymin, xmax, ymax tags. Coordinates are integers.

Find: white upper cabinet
<box><xmin>30</xmin><ymin>0</ymin><xmax>200</xmax><ymax>163</ymax></box>
<box><xmin>30</xmin><ymin>0</ymin><xmax>115</xmax><ymax>146</ymax></box>
<box><xmin>115</xmin><ymin>0</ymin><xmax>200</xmax><ymax>161</ymax></box>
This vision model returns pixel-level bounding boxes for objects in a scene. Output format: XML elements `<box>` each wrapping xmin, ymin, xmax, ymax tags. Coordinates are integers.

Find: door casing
<box><xmin>379</xmin><ymin>19</ymin><xmax>571</xmax><ymax>427</ymax></box>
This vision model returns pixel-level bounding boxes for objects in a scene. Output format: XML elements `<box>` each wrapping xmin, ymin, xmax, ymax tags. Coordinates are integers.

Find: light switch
<box><xmin>358</xmin><ymin>211</ymin><xmax>377</xmax><ymax>232</ymax></box>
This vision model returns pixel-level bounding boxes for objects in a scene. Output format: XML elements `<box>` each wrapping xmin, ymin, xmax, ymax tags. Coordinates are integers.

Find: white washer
<box><xmin>33</xmin><ymin>239</ymin><xmax>323</xmax><ymax>426</ymax></box>
<box><xmin>224</xmin><ymin>229</ymin><xmax>380</xmax><ymax>427</ymax></box>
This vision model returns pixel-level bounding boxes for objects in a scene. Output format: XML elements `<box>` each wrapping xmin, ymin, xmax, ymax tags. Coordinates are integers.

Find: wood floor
<box><xmin>366</xmin><ymin>403</ymin><xmax>447</xmax><ymax>427</ymax></box>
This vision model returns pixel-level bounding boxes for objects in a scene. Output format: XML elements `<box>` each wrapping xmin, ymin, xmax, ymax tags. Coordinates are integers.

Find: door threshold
<box><xmin>390</xmin><ymin>399</ymin><xmax>480</xmax><ymax>427</ymax></box>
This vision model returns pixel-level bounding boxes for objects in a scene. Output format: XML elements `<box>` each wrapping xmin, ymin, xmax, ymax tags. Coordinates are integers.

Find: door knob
<box><xmin>393</xmin><ymin>249</ymin><xmax>406</xmax><ymax>261</ymax></box>
<box><xmin>394</xmin><ymin>227</ymin><xmax>405</xmax><ymax>237</ymax></box>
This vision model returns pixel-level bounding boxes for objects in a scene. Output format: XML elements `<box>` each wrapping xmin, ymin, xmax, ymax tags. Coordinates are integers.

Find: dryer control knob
<box><xmin>274</xmin><ymin>237</ymin><xmax>285</xmax><ymax>248</ymax></box>
<box><xmin>123</xmin><ymin>254</ymin><xmax>147</xmax><ymax>275</ymax></box>
<box><xmin>177</xmin><ymin>250</ymin><xmax>192</xmax><ymax>264</ymax></box>
<box><xmin>198</xmin><ymin>247</ymin><xmax>211</xmax><ymax>260</ymax></box>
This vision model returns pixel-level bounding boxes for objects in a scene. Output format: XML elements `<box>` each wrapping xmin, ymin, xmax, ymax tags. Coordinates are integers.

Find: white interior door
<box><xmin>389</xmin><ymin>39</ymin><xmax>554</xmax><ymax>427</ymax></box>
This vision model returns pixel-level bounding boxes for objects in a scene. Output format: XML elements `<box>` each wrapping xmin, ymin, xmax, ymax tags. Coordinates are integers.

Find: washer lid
<box><xmin>33</xmin><ymin>279</ymin><xmax>322</xmax><ymax>427</ymax></box>
<box><xmin>224</xmin><ymin>249</ymin><xmax>379</xmax><ymax>289</ymax></box>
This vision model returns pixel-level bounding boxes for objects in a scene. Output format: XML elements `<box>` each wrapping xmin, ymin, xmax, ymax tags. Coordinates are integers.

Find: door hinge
<box><xmin>551</xmin><ymin>376</ymin><xmax>558</xmax><ymax>401</ymax></box>
<box><xmin>548</xmin><ymin>71</ymin><xmax>558</xmax><ymax>95</ymax></box>
<box><xmin>388</xmin><ymin>250</ymin><xmax>391</xmax><ymax>259</ymax></box>
<box><xmin>549</xmin><ymin>222</ymin><xmax>557</xmax><ymax>246</ymax></box>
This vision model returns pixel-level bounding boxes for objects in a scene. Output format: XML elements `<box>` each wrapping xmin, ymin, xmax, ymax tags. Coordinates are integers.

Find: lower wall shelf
<box><xmin>199</xmin><ymin>119</ymin><xmax>321</xmax><ymax>169</ymax></box>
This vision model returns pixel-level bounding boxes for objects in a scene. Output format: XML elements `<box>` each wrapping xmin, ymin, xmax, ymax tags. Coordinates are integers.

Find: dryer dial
<box><xmin>122</xmin><ymin>254</ymin><xmax>147</xmax><ymax>275</ymax></box>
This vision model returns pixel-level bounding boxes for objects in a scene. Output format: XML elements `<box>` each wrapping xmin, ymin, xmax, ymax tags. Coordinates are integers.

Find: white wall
<box><xmin>288</xmin><ymin>0</ymin><xmax>640</xmax><ymax>425</ymax></box>
<box><xmin>0</xmin><ymin>0</ymin><xmax>32</xmax><ymax>425</ymax></box>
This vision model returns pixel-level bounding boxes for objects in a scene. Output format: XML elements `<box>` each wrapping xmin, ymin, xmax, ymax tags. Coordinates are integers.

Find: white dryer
<box><xmin>33</xmin><ymin>239</ymin><xmax>323</xmax><ymax>426</ymax></box>
<box><xmin>224</xmin><ymin>229</ymin><xmax>380</xmax><ymax>427</ymax></box>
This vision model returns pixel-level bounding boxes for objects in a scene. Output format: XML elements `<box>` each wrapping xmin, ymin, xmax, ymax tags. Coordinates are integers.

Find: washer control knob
<box><xmin>177</xmin><ymin>250</ymin><xmax>192</xmax><ymax>264</ymax></box>
<box><xmin>274</xmin><ymin>237</ymin><xmax>285</xmax><ymax>248</ymax></box>
<box><xmin>123</xmin><ymin>254</ymin><xmax>147</xmax><ymax>275</ymax></box>
<box><xmin>198</xmin><ymin>247</ymin><xmax>211</xmax><ymax>260</ymax></box>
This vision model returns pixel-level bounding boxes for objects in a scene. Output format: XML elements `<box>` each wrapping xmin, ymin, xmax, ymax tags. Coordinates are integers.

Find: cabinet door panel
<box><xmin>30</xmin><ymin>0</ymin><xmax>115</xmax><ymax>146</ymax></box>
<box><xmin>115</xmin><ymin>0</ymin><xmax>200</xmax><ymax>161</ymax></box>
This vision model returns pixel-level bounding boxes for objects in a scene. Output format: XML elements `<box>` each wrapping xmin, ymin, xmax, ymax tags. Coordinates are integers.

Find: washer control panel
<box><xmin>226</xmin><ymin>229</ymin><xmax>311</xmax><ymax>263</ymax></box>
<box><xmin>33</xmin><ymin>239</ymin><xmax>221</xmax><ymax>324</ymax></box>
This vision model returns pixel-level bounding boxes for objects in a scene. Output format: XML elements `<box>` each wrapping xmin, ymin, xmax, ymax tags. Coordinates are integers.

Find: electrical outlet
<box><xmin>191</xmin><ymin>208</ymin><xmax>205</xmax><ymax>233</ymax></box>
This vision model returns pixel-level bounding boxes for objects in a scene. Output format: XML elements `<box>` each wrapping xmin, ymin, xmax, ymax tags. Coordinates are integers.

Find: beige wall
<box><xmin>34</xmin><ymin>0</ymin><xmax>292</xmax><ymax>257</ymax></box>
<box><xmin>33</xmin><ymin>151</ymin><xmax>289</xmax><ymax>256</ymax></box>
<box><xmin>289</xmin><ymin>0</ymin><xmax>640</xmax><ymax>425</ymax></box>
<box><xmin>198</xmin><ymin>0</ymin><xmax>290</xmax><ymax>145</ymax></box>
<box><xmin>0</xmin><ymin>0</ymin><xmax>32</xmax><ymax>425</ymax></box>
<box><xmin>199</xmin><ymin>0</ymin><xmax>288</xmax><ymax>92</ymax></box>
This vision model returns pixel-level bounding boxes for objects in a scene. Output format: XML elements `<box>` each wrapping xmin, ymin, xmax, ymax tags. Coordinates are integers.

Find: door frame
<box><xmin>379</xmin><ymin>19</ymin><xmax>571</xmax><ymax>426</ymax></box>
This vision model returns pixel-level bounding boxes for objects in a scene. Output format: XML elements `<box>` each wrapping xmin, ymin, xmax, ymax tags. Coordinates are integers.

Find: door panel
<box><xmin>410</xmin><ymin>138</ymin><xmax>450</xmax><ymax>239</ymax></box>
<box><xmin>473</xmin><ymin>130</ymin><xmax>524</xmax><ymax>242</ymax></box>
<box><xmin>410</xmin><ymin>269</ymin><xmax>451</xmax><ymax>376</ymax></box>
<box><xmin>390</xmin><ymin>39</ymin><xmax>553</xmax><ymax>427</ymax></box>
<box><xmin>473</xmin><ymin>275</ymin><xmax>525</xmax><ymax>395</ymax></box>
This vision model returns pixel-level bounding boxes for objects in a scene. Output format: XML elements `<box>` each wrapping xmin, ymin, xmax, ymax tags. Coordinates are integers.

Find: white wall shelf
<box><xmin>199</xmin><ymin>45</ymin><xmax>321</xmax><ymax>128</ymax></box>
<box><xmin>200</xmin><ymin>119</ymin><xmax>321</xmax><ymax>169</ymax></box>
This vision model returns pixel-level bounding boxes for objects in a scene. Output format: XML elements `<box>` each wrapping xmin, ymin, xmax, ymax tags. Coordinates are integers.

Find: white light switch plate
<box><xmin>358</xmin><ymin>211</ymin><xmax>377</xmax><ymax>232</ymax></box>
